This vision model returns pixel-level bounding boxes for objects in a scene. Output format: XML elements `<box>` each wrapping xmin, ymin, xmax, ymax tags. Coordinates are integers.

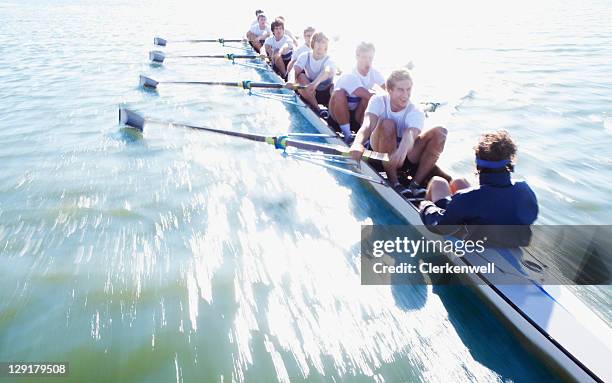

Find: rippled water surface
<box><xmin>0</xmin><ymin>0</ymin><xmax>610</xmax><ymax>382</ymax></box>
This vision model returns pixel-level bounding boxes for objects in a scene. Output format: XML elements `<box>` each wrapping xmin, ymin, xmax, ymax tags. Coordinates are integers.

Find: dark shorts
<box><xmin>366</xmin><ymin>155</ymin><xmax>419</xmax><ymax>178</ymax></box>
<box><xmin>315</xmin><ymin>87</ymin><xmax>332</xmax><ymax>106</ymax></box>
<box><xmin>348</xmin><ymin>109</ymin><xmax>359</xmax><ymax>129</ymax></box>
<box><xmin>272</xmin><ymin>57</ymin><xmax>291</xmax><ymax>77</ymax></box>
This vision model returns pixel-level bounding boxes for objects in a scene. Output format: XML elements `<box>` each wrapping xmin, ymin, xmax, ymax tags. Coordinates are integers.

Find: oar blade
<box><xmin>119</xmin><ymin>108</ymin><xmax>145</xmax><ymax>132</ymax></box>
<box><xmin>149</xmin><ymin>50</ymin><xmax>165</xmax><ymax>63</ymax></box>
<box><xmin>154</xmin><ymin>37</ymin><xmax>167</xmax><ymax>46</ymax></box>
<box><xmin>139</xmin><ymin>75</ymin><xmax>159</xmax><ymax>89</ymax></box>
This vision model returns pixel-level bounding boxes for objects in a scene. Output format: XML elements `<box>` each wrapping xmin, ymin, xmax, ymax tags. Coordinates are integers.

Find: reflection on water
<box><xmin>0</xmin><ymin>0</ymin><xmax>610</xmax><ymax>382</ymax></box>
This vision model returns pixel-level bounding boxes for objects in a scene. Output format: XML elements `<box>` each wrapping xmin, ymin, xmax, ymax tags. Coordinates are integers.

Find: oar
<box><xmin>139</xmin><ymin>75</ymin><xmax>305</xmax><ymax>91</ymax></box>
<box><xmin>149</xmin><ymin>50</ymin><xmax>266</xmax><ymax>64</ymax></box>
<box><xmin>154</xmin><ymin>37</ymin><xmax>245</xmax><ymax>46</ymax></box>
<box><xmin>118</xmin><ymin>108</ymin><xmax>389</xmax><ymax>163</ymax></box>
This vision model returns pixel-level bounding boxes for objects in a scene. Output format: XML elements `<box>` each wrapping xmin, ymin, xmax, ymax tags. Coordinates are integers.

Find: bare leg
<box><xmin>273</xmin><ymin>54</ymin><xmax>287</xmax><ymax>77</ymax></box>
<box><xmin>354</xmin><ymin>93</ymin><xmax>372</xmax><ymax>126</ymax></box>
<box><xmin>406</xmin><ymin>126</ymin><xmax>448</xmax><ymax>185</ymax></box>
<box><xmin>450</xmin><ymin>178</ymin><xmax>470</xmax><ymax>194</ymax></box>
<box><xmin>370</xmin><ymin>119</ymin><xmax>400</xmax><ymax>185</ymax></box>
<box><xmin>251</xmin><ymin>40</ymin><xmax>263</xmax><ymax>53</ymax></box>
<box><xmin>329</xmin><ymin>90</ymin><xmax>350</xmax><ymax>125</ymax></box>
<box><xmin>426</xmin><ymin>176</ymin><xmax>452</xmax><ymax>202</ymax></box>
<box><xmin>296</xmin><ymin>73</ymin><xmax>320</xmax><ymax>111</ymax></box>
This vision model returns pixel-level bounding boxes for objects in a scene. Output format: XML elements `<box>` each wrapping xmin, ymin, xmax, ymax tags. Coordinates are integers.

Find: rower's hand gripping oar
<box><xmin>118</xmin><ymin>108</ymin><xmax>389</xmax><ymax>163</ymax></box>
<box><xmin>154</xmin><ymin>37</ymin><xmax>246</xmax><ymax>46</ymax></box>
<box><xmin>139</xmin><ymin>75</ymin><xmax>305</xmax><ymax>91</ymax></box>
<box><xmin>149</xmin><ymin>50</ymin><xmax>266</xmax><ymax>64</ymax></box>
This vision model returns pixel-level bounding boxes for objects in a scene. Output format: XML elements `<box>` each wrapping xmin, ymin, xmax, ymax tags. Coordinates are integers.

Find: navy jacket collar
<box><xmin>479</xmin><ymin>171</ymin><xmax>512</xmax><ymax>186</ymax></box>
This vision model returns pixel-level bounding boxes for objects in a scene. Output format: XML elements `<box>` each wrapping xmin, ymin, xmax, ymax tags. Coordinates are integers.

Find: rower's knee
<box><xmin>450</xmin><ymin>178</ymin><xmax>470</xmax><ymax>194</ymax></box>
<box><xmin>330</xmin><ymin>90</ymin><xmax>348</xmax><ymax>105</ymax></box>
<box><xmin>427</xmin><ymin>176</ymin><xmax>452</xmax><ymax>202</ymax></box>
<box><xmin>380</xmin><ymin>119</ymin><xmax>396</xmax><ymax>136</ymax></box>
<box><xmin>432</xmin><ymin>126</ymin><xmax>447</xmax><ymax>144</ymax></box>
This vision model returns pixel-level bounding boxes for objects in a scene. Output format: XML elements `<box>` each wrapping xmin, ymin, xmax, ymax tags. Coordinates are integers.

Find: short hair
<box><xmin>356</xmin><ymin>41</ymin><xmax>375</xmax><ymax>55</ymax></box>
<box><xmin>474</xmin><ymin>130</ymin><xmax>517</xmax><ymax>172</ymax></box>
<box><xmin>386</xmin><ymin>69</ymin><xmax>412</xmax><ymax>90</ymax></box>
<box><xmin>255</xmin><ymin>9</ymin><xmax>264</xmax><ymax>16</ymax></box>
<box><xmin>271</xmin><ymin>20</ymin><xmax>284</xmax><ymax>31</ymax></box>
<box><xmin>311</xmin><ymin>32</ymin><xmax>329</xmax><ymax>45</ymax></box>
<box><xmin>276</xmin><ymin>16</ymin><xmax>286</xmax><ymax>22</ymax></box>
<box><xmin>304</xmin><ymin>26</ymin><xmax>315</xmax><ymax>34</ymax></box>
<box><xmin>257</xmin><ymin>14</ymin><xmax>266</xmax><ymax>21</ymax></box>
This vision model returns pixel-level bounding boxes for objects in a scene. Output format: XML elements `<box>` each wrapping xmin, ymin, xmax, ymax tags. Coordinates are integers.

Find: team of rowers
<box><xmin>246</xmin><ymin>10</ymin><xmax>538</xmax><ymax>228</ymax></box>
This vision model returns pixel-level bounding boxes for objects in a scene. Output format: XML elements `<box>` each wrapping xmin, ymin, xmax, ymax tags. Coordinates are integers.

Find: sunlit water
<box><xmin>0</xmin><ymin>0</ymin><xmax>610</xmax><ymax>382</ymax></box>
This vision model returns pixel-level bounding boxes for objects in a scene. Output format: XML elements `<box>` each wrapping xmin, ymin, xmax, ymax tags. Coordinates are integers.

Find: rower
<box><xmin>287</xmin><ymin>27</ymin><xmax>315</xmax><ymax>78</ymax></box>
<box><xmin>250</xmin><ymin>9</ymin><xmax>264</xmax><ymax>26</ymax></box>
<box><xmin>246</xmin><ymin>13</ymin><xmax>271</xmax><ymax>53</ymax></box>
<box><xmin>330</xmin><ymin>42</ymin><xmax>385</xmax><ymax>142</ymax></box>
<box><xmin>275</xmin><ymin>16</ymin><xmax>299</xmax><ymax>46</ymax></box>
<box><xmin>264</xmin><ymin>19</ymin><xmax>294</xmax><ymax>79</ymax></box>
<box><xmin>293</xmin><ymin>32</ymin><xmax>335</xmax><ymax>116</ymax></box>
<box><xmin>349</xmin><ymin>69</ymin><xmax>448</xmax><ymax>197</ymax></box>
<box><xmin>420</xmin><ymin>130</ymin><xmax>538</xmax><ymax>228</ymax></box>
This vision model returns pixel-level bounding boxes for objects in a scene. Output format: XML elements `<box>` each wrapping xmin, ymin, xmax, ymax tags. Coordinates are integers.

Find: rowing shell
<box><xmin>240</xmin><ymin>45</ymin><xmax>612</xmax><ymax>382</ymax></box>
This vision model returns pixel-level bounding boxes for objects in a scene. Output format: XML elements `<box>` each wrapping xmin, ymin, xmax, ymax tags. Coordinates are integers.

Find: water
<box><xmin>0</xmin><ymin>0</ymin><xmax>610</xmax><ymax>381</ymax></box>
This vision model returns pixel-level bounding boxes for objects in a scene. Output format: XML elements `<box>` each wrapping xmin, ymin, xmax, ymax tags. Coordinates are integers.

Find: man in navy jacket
<box><xmin>420</xmin><ymin>130</ymin><xmax>538</xmax><ymax>237</ymax></box>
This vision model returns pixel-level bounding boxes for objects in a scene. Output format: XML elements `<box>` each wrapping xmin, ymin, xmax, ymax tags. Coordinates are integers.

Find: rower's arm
<box><xmin>420</xmin><ymin>194</ymin><xmax>468</xmax><ymax>227</ymax></box>
<box><xmin>391</xmin><ymin>128</ymin><xmax>418</xmax><ymax>166</ymax></box>
<box><xmin>264</xmin><ymin>44</ymin><xmax>273</xmax><ymax>58</ymax></box>
<box><xmin>353</xmin><ymin>113</ymin><xmax>378</xmax><ymax>147</ymax></box>
<box><xmin>310</xmin><ymin>65</ymin><xmax>334</xmax><ymax>89</ymax></box>
<box><xmin>292</xmin><ymin>64</ymin><xmax>305</xmax><ymax>80</ymax></box>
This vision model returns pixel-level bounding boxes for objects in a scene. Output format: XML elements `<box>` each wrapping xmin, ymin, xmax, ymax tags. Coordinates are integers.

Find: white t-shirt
<box><xmin>249</xmin><ymin>24</ymin><xmax>271</xmax><ymax>39</ymax></box>
<box><xmin>264</xmin><ymin>34</ymin><xmax>293</xmax><ymax>53</ymax></box>
<box><xmin>335</xmin><ymin>67</ymin><xmax>385</xmax><ymax>110</ymax></box>
<box><xmin>291</xmin><ymin>44</ymin><xmax>311</xmax><ymax>61</ymax></box>
<box><xmin>365</xmin><ymin>94</ymin><xmax>424</xmax><ymax>137</ymax></box>
<box><xmin>294</xmin><ymin>52</ymin><xmax>336</xmax><ymax>81</ymax></box>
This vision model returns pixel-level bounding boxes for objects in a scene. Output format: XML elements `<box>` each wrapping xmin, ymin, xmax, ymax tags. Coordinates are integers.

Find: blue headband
<box><xmin>475</xmin><ymin>156</ymin><xmax>510</xmax><ymax>169</ymax></box>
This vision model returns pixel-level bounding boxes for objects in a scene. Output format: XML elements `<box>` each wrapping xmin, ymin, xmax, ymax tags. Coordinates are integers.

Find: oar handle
<box><xmin>283</xmin><ymin>83</ymin><xmax>307</xmax><ymax>90</ymax></box>
<box><xmin>362</xmin><ymin>149</ymin><xmax>389</xmax><ymax>162</ymax></box>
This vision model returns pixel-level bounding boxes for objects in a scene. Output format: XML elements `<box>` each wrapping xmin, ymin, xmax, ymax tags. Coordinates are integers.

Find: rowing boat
<box><xmin>134</xmin><ymin>37</ymin><xmax>612</xmax><ymax>382</ymax></box>
<box><xmin>236</xmin><ymin>44</ymin><xmax>612</xmax><ymax>383</ymax></box>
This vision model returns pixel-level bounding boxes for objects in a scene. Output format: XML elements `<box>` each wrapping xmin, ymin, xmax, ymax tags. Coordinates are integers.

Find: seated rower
<box><xmin>293</xmin><ymin>32</ymin><xmax>335</xmax><ymax>116</ymax></box>
<box><xmin>330</xmin><ymin>42</ymin><xmax>385</xmax><ymax>142</ymax></box>
<box><xmin>349</xmin><ymin>69</ymin><xmax>449</xmax><ymax>197</ymax></box>
<box><xmin>275</xmin><ymin>16</ymin><xmax>299</xmax><ymax>46</ymax></box>
<box><xmin>246</xmin><ymin>13</ymin><xmax>271</xmax><ymax>53</ymax></box>
<box><xmin>287</xmin><ymin>27</ymin><xmax>315</xmax><ymax>79</ymax></box>
<box><xmin>264</xmin><ymin>19</ymin><xmax>294</xmax><ymax>79</ymax></box>
<box><xmin>420</xmin><ymin>130</ymin><xmax>538</xmax><ymax>228</ymax></box>
<box><xmin>250</xmin><ymin>9</ymin><xmax>264</xmax><ymax>26</ymax></box>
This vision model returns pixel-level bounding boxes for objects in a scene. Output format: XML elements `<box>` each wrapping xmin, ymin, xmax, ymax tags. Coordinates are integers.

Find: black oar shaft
<box><xmin>139</xmin><ymin>75</ymin><xmax>302</xmax><ymax>90</ymax></box>
<box><xmin>154</xmin><ymin>37</ymin><xmax>244</xmax><ymax>46</ymax></box>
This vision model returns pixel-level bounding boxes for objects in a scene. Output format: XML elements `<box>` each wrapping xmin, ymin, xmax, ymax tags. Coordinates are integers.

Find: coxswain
<box><xmin>420</xmin><ymin>130</ymin><xmax>538</xmax><ymax>228</ymax></box>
